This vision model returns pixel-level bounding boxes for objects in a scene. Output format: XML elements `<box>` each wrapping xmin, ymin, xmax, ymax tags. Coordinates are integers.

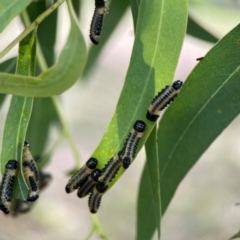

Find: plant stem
<box><xmin>51</xmin><ymin>96</ymin><xmax>81</xmax><ymax>169</ymax></box>
<box><xmin>91</xmin><ymin>215</ymin><xmax>108</xmax><ymax>240</ymax></box>
<box><xmin>0</xmin><ymin>0</ymin><xmax>65</xmax><ymax>59</ymax></box>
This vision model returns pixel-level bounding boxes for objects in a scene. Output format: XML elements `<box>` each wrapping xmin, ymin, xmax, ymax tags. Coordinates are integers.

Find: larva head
<box><xmin>172</xmin><ymin>80</ymin><xmax>183</xmax><ymax>90</ymax></box>
<box><xmin>95</xmin><ymin>0</ymin><xmax>105</xmax><ymax>8</ymax></box>
<box><xmin>91</xmin><ymin>169</ymin><xmax>101</xmax><ymax>181</ymax></box>
<box><xmin>86</xmin><ymin>158</ymin><xmax>98</xmax><ymax>169</ymax></box>
<box><xmin>133</xmin><ymin>120</ymin><xmax>146</xmax><ymax>133</ymax></box>
<box><xmin>24</xmin><ymin>140</ymin><xmax>30</xmax><ymax>148</ymax></box>
<box><xmin>6</xmin><ymin>160</ymin><xmax>18</xmax><ymax>170</ymax></box>
<box><xmin>96</xmin><ymin>182</ymin><xmax>108</xmax><ymax>193</ymax></box>
<box><xmin>122</xmin><ymin>157</ymin><xmax>131</xmax><ymax>169</ymax></box>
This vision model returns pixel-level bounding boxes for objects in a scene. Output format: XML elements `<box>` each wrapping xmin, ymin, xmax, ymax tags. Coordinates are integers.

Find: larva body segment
<box><xmin>119</xmin><ymin>120</ymin><xmax>146</xmax><ymax>169</ymax></box>
<box><xmin>22</xmin><ymin>142</ymin><xmax>40</xmax><ymax>202</ymax></box>
<box><xmin>12</xmin><ymin>170</ymin><xmax>52</xmax><ymax>216</ymax></box>
<box><xmin>65</xmin><ymin>158</ymin><xmax>98</xmax><ymax>194</ymax></box>
<box><xmin>98</xmin><ymin>154</ymin><xmax>122</xmax><ymax>188</ymax></box>
<box><xmin>89</xmin><ymin>0</ymin><xmax>108</xmax><ymax>45</ymax></box>
<box><xmin>77</xmin><ymin>169</ymin><xmax>101</xmax><ymax>198</ymax></box>
<box><xmin>0</xmin><ymin>160</ymin><xmax>18</xmax><ymax>214</ymax></box>
<box><xmin>88</xmin><ymin>183</ymin><xmax>107</xmax><ymax>214</ymax></box>
<box><xmin>146</xmin><ymin>80</ymin><xmax>183</xmax><ymax>122</ymax></box>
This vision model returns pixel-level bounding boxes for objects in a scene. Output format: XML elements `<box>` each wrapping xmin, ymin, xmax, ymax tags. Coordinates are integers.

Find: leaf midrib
<box><xmin>114</xmin><ymin>0</ymin><xmax>165</xmax><ymax>151</ymax></box>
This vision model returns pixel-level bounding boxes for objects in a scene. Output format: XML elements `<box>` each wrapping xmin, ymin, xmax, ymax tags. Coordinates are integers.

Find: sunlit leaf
<box><xmin>89</xmin><ymin>0</ymin><xmax>187</xmax><ymax>191</ymax></box>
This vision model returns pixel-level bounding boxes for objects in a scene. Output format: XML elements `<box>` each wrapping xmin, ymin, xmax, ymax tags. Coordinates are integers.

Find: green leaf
<box><xmin>72</xmin><ymin>0</ymin><xmax>81</xmax><ymax>17</ymax></box>
<box><xmin>26</xmin><ymin>1</ymin><xmax>59</xmax><ymax>159</ymax></box>
<box><xmin>189</xmin><ymin>0</ymin><xmax>240</xmax><ymax>38</ymax></box>
<box><xmin>83</xmin><ymin>0</ymin><xmax>129</xmax><ymax>76</ymax></box>
<box><xmin>130</xmin><ymin>0</ymin><xmax>139</xmax><ymax>31</ymax></box>
<box><xmin>0</xmin><ymin>58</ymin><xmax>17</xmax><ymax>107</ymax></box>
<box><xmin>158</xmin><ymin>24</ymin><xmax>240</xmax><ymax>214</ymax></box>
<box><xmin>0</xmin><ymin>0</ymin><xmax>31</xmax><ymax>33</ymax></box>
<box><xmin>0</xmin><ymin>0</ymin><xmax>87</xmax><ymax>97</ymax></box>
<box><xmin>26</xmin><ymin>98</ymin><xmax>59</xmax><ymax>158</ymax></box>
<box><xmin>89</xmin><ymin>0</ymin><xmax>187</xmax><ymax>189</ymax></box>
<box><xmin>0</xmin><ymin>30</ymin><xmax>36</xmax><ymax>200</ymax></box>
<box><xmin>27</xmin><ymin>0</ymin><xmax>58</xmax><ymax>67</ymax></box>
<box><xmin>137</xmin><ymin>126</ymin><xmax>161</xmax><ymax>240</ymax></box>
<box><xmin>187</xmin><ymin>16</ymin><xmax>218</xmax><ymax>43</ymax></box>
<box><xmin>230</xmin><ymin>230</ymin><xmax>240</xmax><ymax>239</ymax></box>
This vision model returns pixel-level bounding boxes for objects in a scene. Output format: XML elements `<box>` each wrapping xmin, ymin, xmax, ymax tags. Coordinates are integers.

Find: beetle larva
<box><xmin>65</xmin><ymin>158</ymin><xmax>98</xmax><ymax>193</ymax></box>
<box><xmin>119</xmin><ymin>120</ymin><xmax>146</xmax><ymax>169</ymax></box>
<box><xmin>22</xmin><ymin>141</ymin><xmax>40</xmax><ymax>202</ymax></box>
<box><xmin>0</xmin><ymin>160</ymin><xmax>18</xmax><ymax>214</ymax></box>
<box><xmin>146</xmin><ymin>80</ymin><xmax>183</xmax><ymax>122</ymax></box>
<box><xmin>88</xmin><ymin>183</ymin><xmax>107</xmax><ymax>214</ymax></box>
<box><xmin>89</xmin><ymin>0</ymin><xmax>108</xmax><ymax>45</ymax></box>
<box><xmin>97</xmin><ymin>154</ymin><xmax>122</xmax><ymax>188</ymax></box>
<box><xmin>11</xmin><ymin>170</ymin><xmax>52</xmax><ymax>216</ymax></box>
<box><xmin>77</xmin><ymin>169</ymin><xmax>101</xmax><ymax>198</ymax></box>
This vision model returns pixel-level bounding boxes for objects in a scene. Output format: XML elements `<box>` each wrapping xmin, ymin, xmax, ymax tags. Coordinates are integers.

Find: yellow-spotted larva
<box><xmin>146</xmin><ymin>80</ymin><xmax>183</xmax><ymax>122</ymax></box>
<box><xmin>97</xmin><ymin>154</ymin><xmax>122</xmax><ymax>189</ymax></box>
<box><xmin>65</xmin><ymin>158</ymin><xmax>98</xmax><ymax>194</ymax></box>
<box><xmin>89</xmin><ymin>0</ymin><xmax>108</xmax><ymax>45</ymax></box>
<box><xmin>119</xmin><ymin>120</ymin><xmax>146</xmax><ymax>169</ymax></box>
<box><xmin>77</xmin><ymin>169</ymin><xmax>101</xmax><ymax>198</ymax></box>
<box><xmin>88</xmin><ymin>183</ymin><xmax>107</xmax><ymax>214</ymax></box>
<box><xmin>22</xmin><ymin>141</ymin><xmax>40</xmax><ymax>202</ymax></box>
<box><xmin>0</xmin><ymin>160</ymin><xmax>18</xmax><ymax>214</ymax></box>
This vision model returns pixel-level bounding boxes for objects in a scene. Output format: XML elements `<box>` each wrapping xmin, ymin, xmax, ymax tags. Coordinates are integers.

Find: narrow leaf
<box><xmin>230</xmin><ymin>230</ymin><xmax>240</xmax><ymax>239</ymax></box>
<box><xmin>187</xmin><ymin>16</ymin><xmax>218</xmax><ymax>43</ymax></box>
<box><xmin>0</xmin><ymin>0</ymin><xmax>31</xmax><ymax>33</ymax></box>
<box><xmin>158</xmin><ymin>24</ymin><xmax>240</xmax><ymax>214</ymax></box>
<box><xmin>137</xmin><ymin>126</ymin><xmax>161</xmax><ymax>240</ymax></box>
<box><xmin>0</xmin><ymin>0</ymin><xmax>87</xmax><ymax>97</ymax></box>
<box><xmin>1</xmin><ymin>30</ymin><xmax>36</xmax><ymax>200</ymax></box>
<box><xmin>89</xmin><ymin>0</ymin><xmax>187</xmax><ymax>189</ymax></box>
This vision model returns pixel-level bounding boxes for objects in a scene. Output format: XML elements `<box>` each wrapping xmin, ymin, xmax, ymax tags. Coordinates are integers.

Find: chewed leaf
<box><xmin>0</xmin><ymin>0</ymin><xmax>87</xmax><ymax>97</ymax></box>
<box><xmin>158</xmin><ymin>24</ymin><xmax>240</xmax><ymax>215</ymax></box>
<box><xmin>89</xmin><ymin>0</ymin><xmax>187</xmax><ymax>189</ymax></box>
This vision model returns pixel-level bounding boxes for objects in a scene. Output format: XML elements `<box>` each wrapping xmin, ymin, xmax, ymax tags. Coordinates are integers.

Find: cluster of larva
<box><xmin>0</xmin><ymin>141</ymin><xmax>52</xmax><ymax>215</ymax></box>
<box><xmin>89</xmin><ymin>0</ymin><xmax>108</xmax><ymax>45</ymax></box>
<box><xmin>65</xmin><ymin>80</ymin><xmax>183</xmax><ymax>213</ymax></box>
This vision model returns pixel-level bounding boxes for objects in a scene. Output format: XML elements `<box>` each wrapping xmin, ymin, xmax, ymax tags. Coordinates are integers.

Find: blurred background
<box><xmin>0</xmin><ymin>0</ymin><xmax>240</xmax><ymax>239</ymax></box>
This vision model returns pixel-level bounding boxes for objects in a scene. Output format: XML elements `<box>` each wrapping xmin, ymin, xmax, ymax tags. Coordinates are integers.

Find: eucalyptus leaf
<box><xmin>26</xmin><ymin>0</ymin><xmax>59</xmax><ymax>159</ymax></box>
<box><xmin>137</xmin><ymin>126</ymin><xmax>161</xmax><ymax>240</ymax></box>
<box><xmin>0</xmin><ymin>0</ymin><xmax>87</xmax><ymax>97</ymax></box>
<box><xmin>187</xmin><ymin>16</ymin><xmax>218</xmax><ymax>43</ymax></box>
<box><xmin>0</xmin><ymin>30</ymin><xmax>36</xmax><ymax>200</ymax></box>
<box><xmin>158</xmin><ymin>24</ymin><xmax>240</xmax><ymax>214</ymax></box>
<box><xmin>0</xmin><ymin>0</ymin><xmax>31</xmax><ymax>33</ymax></box>
<box><xmin>89</xmin><ymin>0</ymin><xmax>187</xmax><ymax>190</ymax></box>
